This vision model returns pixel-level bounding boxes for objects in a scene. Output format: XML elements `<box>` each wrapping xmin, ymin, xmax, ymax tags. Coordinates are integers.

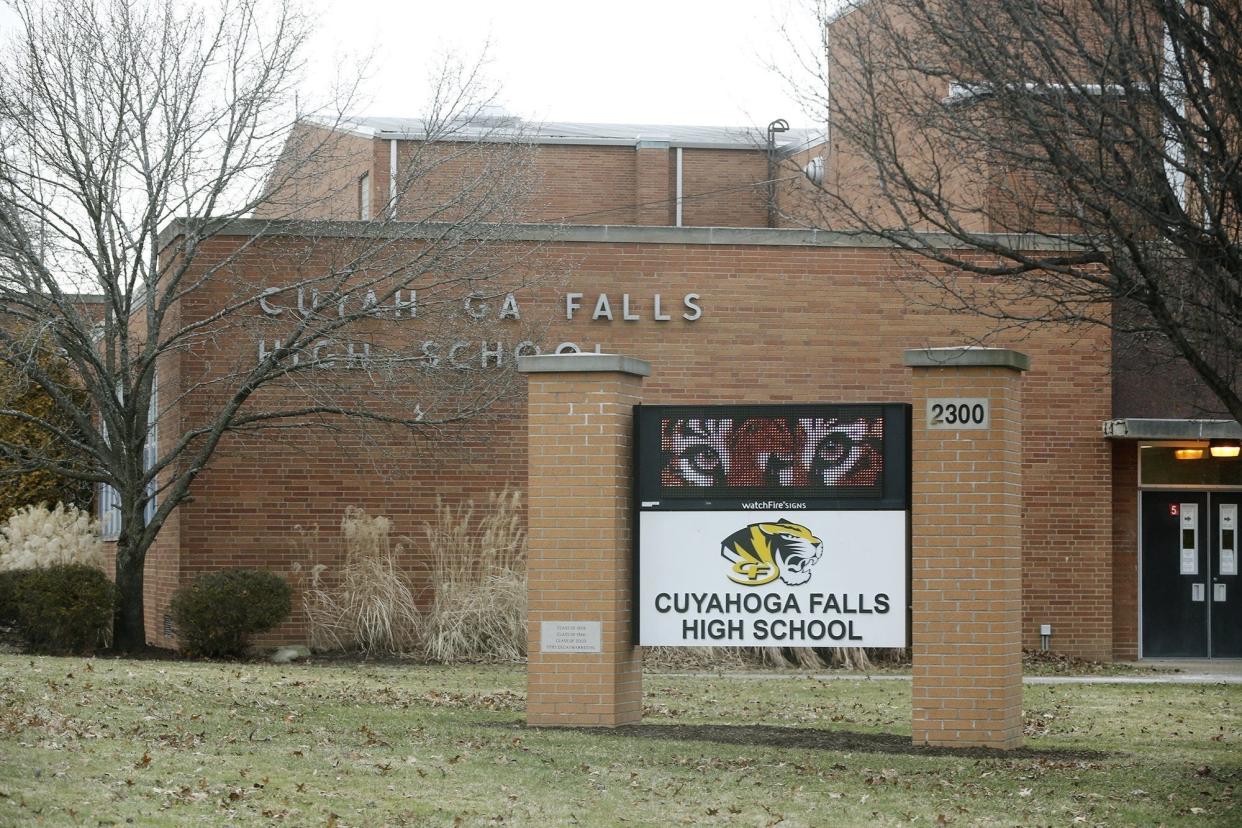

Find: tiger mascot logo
<box><xmin>721</xmin><ymin>519</ymin><xmax>823</xmax><ymax>586</ymax></box>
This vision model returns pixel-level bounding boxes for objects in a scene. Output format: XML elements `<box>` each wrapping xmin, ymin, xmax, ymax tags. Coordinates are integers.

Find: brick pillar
<box><xmin>904</xmin><ymin>346</ymin><xmax>1029</xmax><ymax>749</ymax></box>
<box><xmin>635</xmin><ymin>141</ymin><xmax>672</xmax><ymax>225</ymax></box>
<box><xmin>517</xmin><ymin>353</ymin><xmax>649</xmax><ymax>727</ymax></box>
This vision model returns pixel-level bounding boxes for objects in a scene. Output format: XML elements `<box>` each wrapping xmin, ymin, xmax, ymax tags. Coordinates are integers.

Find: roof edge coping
<box><xmin>903</xmin><ymin>346</ymin><xmax>1031</xmax><ymax>371</ymax></box>
<box><xmin>517</xmin><ymin>353</ymin><xmax>651</xmax><ymax>377</ymax></box>
<box><xmin>1102</xmin><ymin>418</ymin><xmax>1242</xmax><ymax>440</ymax></box>
<box><xmin>158</xmin><ymin>218</ymin><xmax>1084</xmax><ymax>252</ymax></box>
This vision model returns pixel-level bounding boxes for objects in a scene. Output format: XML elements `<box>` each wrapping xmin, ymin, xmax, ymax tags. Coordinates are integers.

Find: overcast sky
<box><xmin>0</xmin><ymin>1</ymin><xmax>832</xmax><ymax>128</ymax></box>
<box><xmin>308</xmin><ymin>0</ymin><xmax>831</xmax><ymax>130</ymax></box>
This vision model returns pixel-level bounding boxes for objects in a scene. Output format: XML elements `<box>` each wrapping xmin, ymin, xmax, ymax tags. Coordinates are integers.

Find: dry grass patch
<box><xmin>293</xmin><ymin>507</ymin><xmax>421</xmax><ymax>655</ymax></box>
<box><xmin>419</xmin><ymin>488</ymin><xmax>527</xmax><ymax>663</ymax></box>
<box><xmin>293</xmin><ymin>490</ymin><xmax>527</xmax><ymax>663</ymax></box>
<box><xmin>1</xmin><ymin>656</ymin><xmax>1238</xmax><ymax>826</ymax></box>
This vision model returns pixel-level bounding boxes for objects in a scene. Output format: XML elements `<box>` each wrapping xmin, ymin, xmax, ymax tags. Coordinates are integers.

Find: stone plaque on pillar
<box><xmin>540</xmin><ymin>621</ymin><xmax>603</xmax><ymax>653</ymax></box>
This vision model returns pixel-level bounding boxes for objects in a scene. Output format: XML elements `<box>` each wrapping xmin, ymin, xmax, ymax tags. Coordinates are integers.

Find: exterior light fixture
<box><xmin>1210</xmin><ymin>439</ymin><xmax>1241</xmax><ymax>458</ymax></box>
<box><xmin>1174</xmin><ymin>448</ymin><xmax>1205</xmax><ymax>460</ymax></box>
<box><xmin>803</xmin><ymin>156</ymin><xmax>825</xmax><ymax>187</ymax></box>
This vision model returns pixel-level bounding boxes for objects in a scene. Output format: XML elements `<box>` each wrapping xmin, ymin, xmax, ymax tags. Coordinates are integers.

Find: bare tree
<box><xmin>0</xmin><ymin>0</ymin><xmax>540</xmax><ymax>650</ymax></box>
<box><xmin>788</xmin><ymin>1</ymin><xmax>1242</xmax><ymax>420</ymax></box>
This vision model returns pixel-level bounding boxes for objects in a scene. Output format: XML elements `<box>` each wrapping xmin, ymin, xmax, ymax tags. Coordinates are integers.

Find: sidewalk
<box><xmin>1051</xmin><ymin>658</ymin><xmax>1242</xmax><ymax>685</ymax></box>
<box><xmin>659</xmin><ymin>659</ymin><xmax>1242</xmax><ymax>684</ymax></box>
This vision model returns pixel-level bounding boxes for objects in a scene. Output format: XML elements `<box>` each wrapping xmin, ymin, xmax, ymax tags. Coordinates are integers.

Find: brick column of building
<box><xmin>635</xmin><ymin>141</ymin><xmax>672</xmax><ymax>225</ymax></box>
<box><xmin>517</xmin><ymin>353</ymin><xmax>649</xmax><ymax>727</ymax></box>
<box><xmin>904</xmin><ymin>346</ymin><xmax>1029</xmax><ymax>749</ymax></box>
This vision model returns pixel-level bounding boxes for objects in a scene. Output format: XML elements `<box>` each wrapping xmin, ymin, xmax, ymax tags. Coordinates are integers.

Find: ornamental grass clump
<box><xmin>294</xmin><ymin>507</ymin><xmax>421</xmax><ymax>656</ymax></box>
<box><xmin>170</xmin><ymin>568</ymin><xmax>291</xmax><ymax>658</ymax></box>
<box><xmin>0</xmin><ymin>502</ymin><xmax>105</xmax><ymax>572</ymax></box>
<box><xmin>419</xmin><ymin>487</ymin><xmax>527</xmax><ymax>664</ymax></box>
<box><xmin>294</xmin><ymin>492</ymin><xmax>527</xmax><ymax>662</ymax></box>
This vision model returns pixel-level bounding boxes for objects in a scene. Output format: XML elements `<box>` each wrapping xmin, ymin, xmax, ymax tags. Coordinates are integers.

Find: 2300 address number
<box><xmin>927</xmin><ymin>398</ymin><xmax>990</xmax><ymax>430</ymax></box>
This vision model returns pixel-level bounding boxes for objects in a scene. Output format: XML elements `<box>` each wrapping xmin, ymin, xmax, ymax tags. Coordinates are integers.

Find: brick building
<box><xmin>110</xmin><ymin>108</ymin><xmax>1238</xmax><ymax>662</ymax></box>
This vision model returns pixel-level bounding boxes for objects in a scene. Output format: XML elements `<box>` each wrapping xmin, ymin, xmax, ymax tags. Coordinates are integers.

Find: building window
<box><xmin>99</xmin><ymin>467</ymin><xmax>120</xmax><ymax>540</ymax></box>
<box><xmin>98</xmin><ymin>372</ymin><xmax>158</xmax><ymax>539</ymax></box>
<box><xmin>359</xmin><ymin>172</ymin><xmax>371</xmax><ymax>220</ymax></box>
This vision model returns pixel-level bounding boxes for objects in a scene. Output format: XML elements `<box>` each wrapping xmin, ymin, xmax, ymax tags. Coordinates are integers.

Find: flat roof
<box><xmin>161</xmin><ymin>219</ymin><xmax>1085</xmax><ymax>251</ymax></box>
<box><xmin>315</xmin><ymin>115</ymin><xmax>824</xmax><ymax>154</ymax></box>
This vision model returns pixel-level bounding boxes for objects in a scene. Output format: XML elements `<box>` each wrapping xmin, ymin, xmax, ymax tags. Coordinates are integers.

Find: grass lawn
<box><xmin>0</xmin><ymin>656</ymin><xmax>1238</xmax><ymax>826</ymax></box>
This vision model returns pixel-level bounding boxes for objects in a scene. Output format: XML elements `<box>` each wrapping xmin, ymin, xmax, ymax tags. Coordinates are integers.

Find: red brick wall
<box><xmin>1112</xmin><ymin>442</ymin><xmax>1139</xmax><ymax>659</ymax></box>
<box><xmin>1020</xmin><ymin>344</ymin><xmax>1114</xmax><ymax>658</ymax></box>
<box><xmin>144</xmin><ymin>231</ymin><xmax>1115</xmax><ymax>658</ymax></box>
<box><xmin>253</xmin><ymin>123</ymin><xmax>374</xmax><ymax>221</ymax></box>
<box><xmin>679</xmin><ymin>149</ymin><xmax>768</xmax><ymax>227</ymax></box>
<box><xmin>635</xmin><ymin>146</ymin><xmax>673</xmax><ymax>226</ymax></box>
<box><xmin>292</xmin><ymin>135</ymin><xmax>776</xmax><ymax>228</ymax></box>
<box><xmin>161</xmin><ymin>234</ymin><xmax>533</xmax><ymax>647</ymax></box>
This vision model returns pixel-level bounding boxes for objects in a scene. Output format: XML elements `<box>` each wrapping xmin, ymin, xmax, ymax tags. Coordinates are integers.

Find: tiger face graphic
<box><xmin>661</xmin><ymin>416</ymin><xmax>883</xmax><ymax>489</ymax></box>
<box><xmin>721</xmin><ymin>519</ymin><xmax>824</xmax><ymax>587</ymax></box>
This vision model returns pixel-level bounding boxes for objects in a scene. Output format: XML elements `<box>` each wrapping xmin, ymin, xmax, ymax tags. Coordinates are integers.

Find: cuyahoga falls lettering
<box><xmin>653</xmin><ymin>592</ymin><xmax>890</xmax><ymax>614</ymax></box>
<box><xmin>253</xmin><ymin>286</ymin><xmax>704</xmax><ymax>369</ymax></box>
<box><xmin>682</xmin><ymin>618</ymin><xmax>861</xmax><ymax>642</ymax></box>
<box><xmin>652</xmin><ymin>591</ymin><xmax>891</xmax><ymax>643</ymax></box>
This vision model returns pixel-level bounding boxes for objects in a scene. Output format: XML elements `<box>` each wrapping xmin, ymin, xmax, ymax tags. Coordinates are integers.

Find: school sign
<box><xmin>634</xmin><ymin>404</ymin><xmax>912</xmax><ymax>647</ymax></box>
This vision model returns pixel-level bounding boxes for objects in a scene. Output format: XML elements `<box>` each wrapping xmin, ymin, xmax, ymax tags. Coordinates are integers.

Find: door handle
<box><xmin>1192</xmin><ymin>583</ymin><xmax>1206</xmax><ymax>601</ymax></box>
<box><xmin>1214</xmin><ymin>583</ymin><xmax>1227</xmax><ymax>602</ymax></box>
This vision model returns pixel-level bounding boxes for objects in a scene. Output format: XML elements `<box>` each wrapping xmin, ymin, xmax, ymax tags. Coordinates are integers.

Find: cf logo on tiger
<box><xmin>721</xmin><ymin>519</ymin><xmax>823</xmax><ymax>587</ymax></box>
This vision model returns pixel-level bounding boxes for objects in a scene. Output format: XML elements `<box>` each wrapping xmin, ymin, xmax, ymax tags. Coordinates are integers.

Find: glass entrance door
<box><xmin>1141</xmin><ymin>491</ymin><xmax>1242</xmax><ymax>657</ymax></box>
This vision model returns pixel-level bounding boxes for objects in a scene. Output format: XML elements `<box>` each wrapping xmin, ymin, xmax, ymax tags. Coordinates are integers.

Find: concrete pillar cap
<box><xmin>517</xmin><ymin>353</ymin><xmax>652</xmax><ymax>377</ymax></box>
<box><xmin>903</xmin><ymin>346</ymin><xmax>1030</xmax><ymax>371</ymax></box>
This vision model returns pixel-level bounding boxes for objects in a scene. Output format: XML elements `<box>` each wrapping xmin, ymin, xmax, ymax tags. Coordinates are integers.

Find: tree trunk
<box><xmin>113</xmin><ymin>541</ymin><xmax>146</xmax><ymax>651</ymax></box>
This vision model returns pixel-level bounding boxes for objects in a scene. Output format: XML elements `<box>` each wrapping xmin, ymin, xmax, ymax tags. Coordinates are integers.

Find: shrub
<box><xmin>0</xmin><ymin>568</ymin><xmax>26</xmax><ymax>625</ymax></box>
<box><xmin>294</xmin><ymin>507</ymin><xmax>421</xmax><ymax>655</ymax></box>
<box><xmin>171</xmin><ymin>568</ymin><xmax>292</xmax><ymax>658</ymax></box>
<box><xmin>0</xmin><ymin>502</ymin><xmax>106</xmax><ymax>572</ymax></box>
<box><xmin>419</xmin><ymin>488</ymin><xmax>527</xmax><ymax>664</ymax></box>
<box><xmin>12</xmin><ymin>564</ymin><xmax>115</xmax><ymax>654</ymax></box>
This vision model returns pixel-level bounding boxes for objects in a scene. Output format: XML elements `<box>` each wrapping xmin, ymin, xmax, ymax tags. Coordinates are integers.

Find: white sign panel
<box><xmin>1222</xmin><ymin>550</ymin><xmax>1239</xmax><ymax>577</ymax></box>
<box><xmin>540</xmin><ymin>621</ymin><xmax>602</xmax><ymax>653</ymax></box>
<box><xmin>1220</xmin><ymin>503</ymin><xmax>1238</xmax><ymax>576</ymax></box>
<box><xmin>926</xmin><ymin>398</ymin><xmax>990</xmax><ymax>430</ymax></box>
<box><xmin>639</xmin><ymin>511</ymin><xmax>907</xmax><ymax>647</ymax></box>
<box><xmin>1180</xmin><ymin>503</ymin><xmax>1199</xmax><ymax>576</ymax></box>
